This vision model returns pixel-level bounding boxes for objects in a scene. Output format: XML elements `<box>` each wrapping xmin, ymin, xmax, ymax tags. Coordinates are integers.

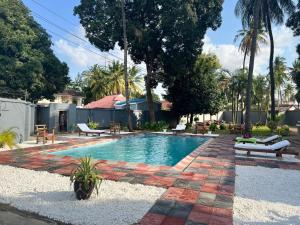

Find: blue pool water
<box><xmin>51</xmin><ymin>134</ymin><xmax>209</xmax><ymax>166</ymax></box>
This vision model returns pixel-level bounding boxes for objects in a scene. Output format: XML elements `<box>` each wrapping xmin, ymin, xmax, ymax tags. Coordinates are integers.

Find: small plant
<box><xmin>219</xmin><ymin>123</ymin><xmax>226</xmax><ymax>130</ymax></box>
<box><xmin>141</xmin><ymin>121</ymin><xmax>168</xmax><ymax>131</ymax></box>
<box><xmin>194</xmin><ymin>117</ymin><xmax>199</xmax><ymax>122</ymax></box>
<box><xmin>267</xmin><ymin>120</ymin><xmax>278</xmax><ymax>132</ymax></box>
<box><xmin>277</xmin><ymin>125</ymin><xmax>290</xmax><ymax>136</ymax></box>
<box><xmin>70</xmin><ymin>157</ymin><xmax>102</xmax><ymax>200</ymax></box>
<box><xmin>0</xmin><ymin>128</ymin><xmax>18</xmax><ymax>149</ymax></box>
<box><xmin>88</xmin><ymin>121</ymin><xmax>99</xmax><ymax>129</ymax></box>
<box><xmin>209</xmin><ymin>123</ymin><xmax>218</xmax><ymax>132</ymax></box>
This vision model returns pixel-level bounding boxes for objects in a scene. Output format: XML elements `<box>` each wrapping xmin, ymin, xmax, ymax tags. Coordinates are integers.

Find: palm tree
<box><xmin>235</xmin><ymin>0</ymin><xmax>262</xmax><ymax>134</ymax></box>
<box><xmin>261</xmin><ymin>0</ymin><xmax>295</xmax><ymax>120</ymax></box>
<box><xmin>107</xmin><ymin>61</ymin><xmax>125</xmax><ymax>95</ymax></box>
<box><xmin>234</xmin><ymin>26</ymin><xmax>268</xmax><ymax>72</ymax></box>
<box><xmin>274</xmin><ymin>56</ymin><xmax>289</xmax><ymax>107</ymax></box>
<box><xmin>253</xmin><ymin>75</ymin><xmax>268</xmax><ymax>121</ymax></box>
<box><xmin>128</xmin><ymin>66</ymin><xmax>143</xmax><ymax>97</ymax></box>
<box><xmin>284</xmin><ymin>83</ymin><xmax>294</xmax><ymax>102</ymax></box>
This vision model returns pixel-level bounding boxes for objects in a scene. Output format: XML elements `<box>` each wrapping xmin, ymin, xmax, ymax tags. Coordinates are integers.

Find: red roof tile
<box><xmin>84</xmin><ymin>94</ymin><xmax>126</xmax><ymax>109</ymax></box>
<box><xmin>161</xmin><ymin>100</ymin><xmax>172</xmax><ymax>110</ymax></box>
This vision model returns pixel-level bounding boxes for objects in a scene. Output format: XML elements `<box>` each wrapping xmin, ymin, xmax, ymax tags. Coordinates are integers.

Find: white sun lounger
<box><xmin>172</xmin><ymin>124</ymin><xmax>186</xmax><ymax>133</ymax></box>
<box><xmin>77</xmin><ymin>123</ymin><xmax>106</xmax><ymax>136</ymax></box>
<box><xmin>234</xmin><ymin>140</ymin><xmax>292</xmax><ymax>157</ymax></box>
<box><xmin>235</xmin><ymin>135</ymin><xmax>281</xmax><ymax>145</ymax></box>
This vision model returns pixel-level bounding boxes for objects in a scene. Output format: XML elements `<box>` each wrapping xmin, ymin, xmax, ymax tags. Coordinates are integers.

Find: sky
<box><xmin>22</xmin><ymin>0</ymin><xmax>300</xmax><ymax>98</ymax></box>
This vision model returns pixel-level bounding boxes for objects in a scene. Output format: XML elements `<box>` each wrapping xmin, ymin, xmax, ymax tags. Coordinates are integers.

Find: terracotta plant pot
<box><xmin>74</xmin><ymin>180</ymin><xmax>95</xmax><ymax>200</ymax></box>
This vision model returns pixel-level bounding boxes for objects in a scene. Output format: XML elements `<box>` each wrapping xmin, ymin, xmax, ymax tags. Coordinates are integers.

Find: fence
<box><xmin>76</xmin><ymin>108</ymin><xmax>175</xmax><ymax>128</ymax></box>
<box><xmin>284</xmin><ymin>110</ymin><xmax>300</xmax><ymax>126</ymax></box>
<box><xmin>221</xmin><ymin>111</ymin><xmax>267</xmax><ymax>124</ymax></box>
<box><xmin>0</xmin><ymin>97</ymin><xmax>35</xmax><ymax>141</ymax></box>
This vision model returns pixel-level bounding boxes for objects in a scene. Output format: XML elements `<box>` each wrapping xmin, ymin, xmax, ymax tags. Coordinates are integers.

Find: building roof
<box><xmin>161</xmin><ymin>100</ymin><xmax>172</xmax><ymax>110</ymax></box>
<box><xmin>84</xmin><ymin>94</ymin><xmax>126</xmax><ymax>109</ymax></box>
<box><xmin>114</xmin><ymin>98</ymin><xmax>146</xmax><ymax>107</ymax></box>
<box><xmin>54</xmin><ymin>89</ymin><xmax>82</xmax><ymax>97</ymax></box>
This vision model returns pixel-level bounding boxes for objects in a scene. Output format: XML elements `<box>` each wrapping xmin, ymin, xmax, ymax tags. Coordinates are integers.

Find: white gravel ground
<box><xmin>234</xmin><ymin>166</ymin><xmax>300</xmax><ymax>225</ymax></box>
<box><xmin>0</xmin><ymin>165</ymin><xmax>165</xmax><ymax>225</ymax></box>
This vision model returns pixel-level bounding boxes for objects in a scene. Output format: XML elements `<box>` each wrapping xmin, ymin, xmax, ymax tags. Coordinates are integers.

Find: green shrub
<box><xmin>194</xmin><ymin>117</ymin><xmax>199</xmax><ymax>122</ymax></box>
<box><xmin>0</xmin><ymin>128</ymin><xmax>18</xmax><ymax>149</ymax></box>
<box><xmin>252</xmin><ymin>126</ymin><xmax>272</xmax><ymax>136</ymax></box>
<box><xmin>267</xmin><ymin>121</ymin><xmax>278</xmax><ymax>132</ymax></box>
<box><xmin>209</xmin><ymin>123</ymin><xmax>218</xmax><ymax>132</ymax></box>
<box><xmin>219</xmin><ymin>123</ymin><xmax>226</xmax><ymax>130</ymax></box>
<box><xmin>185</xmin><ymin>122</ymin><xmax>192</xmax><ymax>129</ymax></box>
<box><xmin>277</xmin><ymin>125</ymin><xmax>290</xmax><ymax>136</ymax></box>
<box><xmin>88</xmin><ymin>121</ymin><xmax>99</xmax><ymax>129</ymax></box>
<box><xmin>141</xmin><ymin>121</ymin><xmax>169</xmax><ymax>131</ymax></box>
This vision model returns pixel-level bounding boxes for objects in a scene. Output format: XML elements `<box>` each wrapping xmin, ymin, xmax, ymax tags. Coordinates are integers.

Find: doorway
<box><xmin>59</xmin><ymin>111</ymin><xmax>68</xmax><ymax>132</ymax></box>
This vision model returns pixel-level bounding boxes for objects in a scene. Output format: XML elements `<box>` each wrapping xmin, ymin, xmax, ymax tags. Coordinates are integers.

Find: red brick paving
<box><xmin>0</xmin><ymin>134</ymin><xmax>300</xmax><ymax>225</ymax></box>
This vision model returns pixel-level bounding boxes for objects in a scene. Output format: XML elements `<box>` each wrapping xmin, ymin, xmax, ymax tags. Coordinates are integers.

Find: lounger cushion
<box><xmin>77</xmin><ymin>123</ymin><xmax>106</xmax><ymax>133</ymax></box>
<box><xmin>172</xmin><ymin>124</ymin><xmax>186</xmax><ymax>131</ymax></box>
<box><xmin>257</xmin><ymin>135</ymin><xmax>280</xmax><ymax>143</ymax></box>
<box><xmin>234</xmin><ymin>140</ymin><xmax>290</xmax><ymax>151</ymax></box>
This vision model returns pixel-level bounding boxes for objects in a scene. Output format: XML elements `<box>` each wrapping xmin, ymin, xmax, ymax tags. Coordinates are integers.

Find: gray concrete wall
<box><xmin>0</xmin><ymin>98</ymin><xmax>35</xmax><ymax>142</ymax></box>
<box><xmin>76</xmin><ymin>109</ymin><xmax>138</xmax><ymax>128</ymax></box>
<box><xmin>36</xmin><ymin>103</ymin><xmax>76</xmax><ymax>132</ymax></box>
<box><xmin>221</xmin><ymin>111</ymin><xmax>267</xmax><ymax>124</ymax></box>
<box><xmin>285</xmin><ymin>110</ymin><xmax>300</xmax><ymax>126</ymax></box>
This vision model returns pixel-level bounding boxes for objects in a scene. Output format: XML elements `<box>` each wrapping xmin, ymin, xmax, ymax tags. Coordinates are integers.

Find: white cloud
<box><xmin>53</xmin><ymin>25</ymin><xmax>145</xmax><ymax>72</ymax></box>
<box><xmin>203</xmin><ymin>26</ymin><xmax>299</xmax><ymax>74</ymax></box>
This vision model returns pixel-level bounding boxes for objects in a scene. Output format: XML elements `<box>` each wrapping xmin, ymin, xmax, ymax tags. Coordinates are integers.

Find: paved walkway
<box><xmin>0</xmin><ymin>135</ymin><xmax>299</xmax><ymax>225</ymax></box>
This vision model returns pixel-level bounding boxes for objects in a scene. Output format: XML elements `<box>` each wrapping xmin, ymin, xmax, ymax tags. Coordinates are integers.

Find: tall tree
<box><xmin>291</xmin><ymin>60</ymin><xmax>300</xmax><ymax>107</ymax></box>
<box><xmin>0</xmin><ymin>0</ymin><xmax>69</xmax><ymax>101</ymax></box>
<box><xmin>235</xmin><ymin>0</ymin><xmax>295</xmax><ymax>121</ymax></box>
<box><xmin>235</xmin><ymin>0</ymin><xmax>261</xmax><ymax>134</ymax></box>
<box><xmin>121</xmin><ymin>0</ymin><xmax>132</xmax><ymax>131</ymax></box>
<box><xmin>261</xmin><ymin>0</ymin><xmax>295</xmax><ymax>121</ymax></box>
<box><xmin>234</xmin><ymin>25</ymin><xmax>268</xmax><ymax>71</ymax></box>
<box><xmin>253</xmin><ymin>75</ymin><xmax>268</xmax><ymax>121</ymax></box>
<box><xmin>274</xmin><ymin>56</ymin><xmax>289</xmax><ymax>107</ymax></box>
<box><xmin>74</xmin><ymin>0</ymin><xmax>223</xmax><ymax>123</ymax></box>
<box><xmin>166</xmin><ymin>53</ymin><xmax>224</xmax><ymax>121</ymax></box>
<box><xmin>286</xmin><ymin>0</ymin><xmax>300</xmax><ymax>59</ymax></box>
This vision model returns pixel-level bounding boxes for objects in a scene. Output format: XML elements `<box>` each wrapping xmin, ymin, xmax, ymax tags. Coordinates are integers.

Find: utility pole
<box><xmin>121</xmin><ymin>0</ymin><xmax>133</xmax><ymax>131</ymax></box>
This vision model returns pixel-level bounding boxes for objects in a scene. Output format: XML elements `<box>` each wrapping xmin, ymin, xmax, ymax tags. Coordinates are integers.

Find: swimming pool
<box><xmin>51</xmin><ymin>134</ymin><xmax>209</xmax><ymax>166</ymax></box>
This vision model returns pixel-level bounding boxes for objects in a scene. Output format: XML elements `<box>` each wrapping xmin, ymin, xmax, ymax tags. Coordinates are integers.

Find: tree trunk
<box><xmin>266</xmin><ymin>5</ymin><xmax>276</xmax><ymax>121</ymax></box>
<box><xmin>121</xmin><ymin>0</ymin><xmax>133</xmax><ymax>132</ymax></box>
<box><xmin>240</xmin><ymin>94</ymin><xmax>244</xmax><ymax>124</ymax></box>
<box><xmin>190</xmin><ymin>113</ymin><xmax>194</xmax><ymax>124</ymax></box>
<box><xmin>243</xmin><ymin>49</ymin><xmax>247</xmax><ymax>72</ymax></box>
<box><xmin>145</xmin><ymin>64</ymin><xmax>156</xmax><ymax>123</ymax></box>
<box><xmin>245</xmin><ymin>0</ymin><xmax>260</xmax><ymax>134</ymax></box>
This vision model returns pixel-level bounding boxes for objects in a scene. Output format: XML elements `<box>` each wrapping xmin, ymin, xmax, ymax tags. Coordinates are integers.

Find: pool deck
<box><xmin>0</xmin><ymin>134</ymin><xmax>300</xmax><ymax>225</ymax></box>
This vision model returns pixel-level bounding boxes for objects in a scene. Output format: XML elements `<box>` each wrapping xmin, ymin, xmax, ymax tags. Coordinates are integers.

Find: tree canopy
<box><xmin>286</xmin><ymin>0</ymin><xmax>300</xmax><ymax>59</ymax></box>
<box><xmin>74</xmin><ymin>0</ymin><xmax>223</xmax><ymax>121</ymax></box>
<box><xmin>0</xmin><ymin>0</ymin><xmax>69</xmax><ymax>101</ymax></box>
<box><xmin>75</xmin><ymin>61</ymin><xmax>143</xmax><ymax>104</ymax></box>
<box><xmin>165</xmin><ymin>53</ymin><xmax>224</xmax><ymax>118</ymax></box>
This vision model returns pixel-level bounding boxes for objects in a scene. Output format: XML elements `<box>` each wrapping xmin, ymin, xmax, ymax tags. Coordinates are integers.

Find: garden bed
<box><xmin>0</xmin><ymin>165</ymin><xmax>165</xmax><ymax>225</ymax></box>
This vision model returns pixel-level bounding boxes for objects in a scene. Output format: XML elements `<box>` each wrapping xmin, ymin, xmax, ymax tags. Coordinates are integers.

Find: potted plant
<box><xmin>70</xmin><ymin>157</ymin><xmax>102</xmax><ymax>200</ymax></box>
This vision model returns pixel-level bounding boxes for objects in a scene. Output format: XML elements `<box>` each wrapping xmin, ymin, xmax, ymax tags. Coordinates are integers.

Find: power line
<box><xmin>30</xmin><ymin>0</ymin><xmax>78</xmax><ymax>28</ymax></box>
<box><xmin>29</xmin><ymin>6</ymin><xmax>147</xmax><ymax>73</ymax></box>
<box><xmin>47</xmin><ymin>29</ymin><xmax>114</xmax><ymax>65</ymax></box>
